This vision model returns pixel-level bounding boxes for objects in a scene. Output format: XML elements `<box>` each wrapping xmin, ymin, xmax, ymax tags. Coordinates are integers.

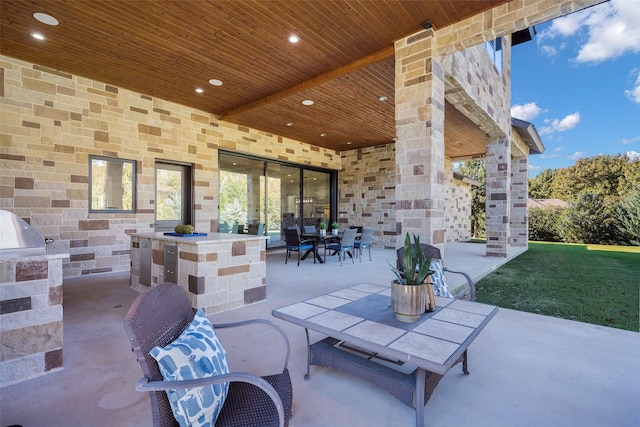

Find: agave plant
<box><xmin>390</xmin><ymin>233</ymin><xmax>434</xmax><ymax>285</ymax></box>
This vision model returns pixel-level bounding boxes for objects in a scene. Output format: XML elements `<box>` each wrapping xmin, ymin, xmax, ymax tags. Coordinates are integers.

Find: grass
<box><xmin>475</xmin><ymin>242</ymin><xmax>640</xmax><ymax>332</ymax></box>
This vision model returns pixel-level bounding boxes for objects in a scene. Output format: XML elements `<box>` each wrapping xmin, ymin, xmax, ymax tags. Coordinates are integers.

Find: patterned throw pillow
<box><xmin>150</xmin><ymin>309</ymin><xmax>230</xmax><ymax>427</ymax></box>
<box><xmin>429</xmin><ymin>259</ymin><xmax>454</xmax><ymax>298</ymax></box>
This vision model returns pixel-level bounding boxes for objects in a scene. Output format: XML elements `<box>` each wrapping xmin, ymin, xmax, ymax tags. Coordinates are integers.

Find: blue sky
<box><xmin>510</xmin><ymin>0</ymin><xmax>640</xmax><ymax>177</ymax></box>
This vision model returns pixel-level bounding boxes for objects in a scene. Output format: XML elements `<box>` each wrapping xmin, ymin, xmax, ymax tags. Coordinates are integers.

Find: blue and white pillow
<box><xmin>429</xmin><ymin>259</ymin><xmax>453</xmax><ymax>298</ymax></box>
<box><xmin>150</xmin><ymin>309</ymin><xmax>230</xmax><ymax>427</ymax></box>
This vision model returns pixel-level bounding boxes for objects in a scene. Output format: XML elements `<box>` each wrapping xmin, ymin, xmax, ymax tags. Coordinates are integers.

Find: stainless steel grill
<box><xmin>0</xmin><ymin>210</ymin><xmax>47</xmax><ymax>255</ymax></box>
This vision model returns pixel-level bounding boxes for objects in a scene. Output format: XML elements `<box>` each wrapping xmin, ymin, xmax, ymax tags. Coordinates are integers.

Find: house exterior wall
<box><xmin>444</xmin><ymin>159</ymin><xmax>473</xmax><ymax>242</ymax></box>
<box><xmin>442</xmin><ymin>40</ymin><xmax>512</xmax><ymax>140</ymax></box>
<box><xmin>339</xmin><ymin>146</ymin><xmax>472</xmax><ymax>248</ymax></box>
<box><xmin>339</xmin><ymin>144</ymin><xmax>397</xmax><ymax>249</ymax></box>
<box><xmin>0</xmin><ymin>55</ymin><xmax>341</xmax><ymax>278</ymax></box>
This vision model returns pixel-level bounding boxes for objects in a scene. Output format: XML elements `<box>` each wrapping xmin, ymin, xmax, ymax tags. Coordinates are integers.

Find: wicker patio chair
<box><xmin>396</xmin><ymin>243</ymin><xmax>476</xmax><ymax>374</ymax></box>
<box><xmin>123</xmin><ymin>283</ymin><xmax>293</xmax><ymax>427</ymax></box>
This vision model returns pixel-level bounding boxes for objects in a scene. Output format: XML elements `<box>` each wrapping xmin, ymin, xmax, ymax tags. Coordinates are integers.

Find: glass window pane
<box><xmin>89</xmin><ymin>155</ymin><xmax>135</xmax><ymax>212</ymax></box>
<box><xmin>156</xmin><ymin>168</ymin><xmax>183</xmax><ymax>221</ymax></box>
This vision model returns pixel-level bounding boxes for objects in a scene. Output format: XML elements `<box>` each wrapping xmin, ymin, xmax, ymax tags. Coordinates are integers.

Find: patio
<box><xmin>1</xmin><ymin>242</ymin><xmax>638</xmax><ymax>427</ymax></box>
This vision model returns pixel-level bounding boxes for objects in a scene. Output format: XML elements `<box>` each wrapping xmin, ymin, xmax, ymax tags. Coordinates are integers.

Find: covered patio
<box><xmin>1</xmin><ymin>244</ymin><xmax>638</xmax><ymax>427</ymax></box>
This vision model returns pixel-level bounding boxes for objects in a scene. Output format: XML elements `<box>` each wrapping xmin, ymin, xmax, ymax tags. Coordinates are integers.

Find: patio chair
<box><xmin>283</xmin><ymin>227</ymin><xmax>316</xmax><ymax>266</ymax></box>
<box><xmin>324</xmin><ymin>227</ymin><xmax>357</xmax><ymax>265</ymax></box>
<box><xmin>354</xmin><ymin>228</ymin><xmax>373</xmax><ymax>262</ymax></box>
<box><xmin>396</xmin><ymin>243</ymin><xmax>475</xmax><ymax>374</ymax></box>
<box><xmin>247</xmin><ymin>222</ymin><xmax>264</xmax><ymax>235</ymax></box>
<box><xmin>123</xmin><ymin>282</ymin><xmax>293</xmax><ymax>427</ymax></box>
<box><xmin>303</xmin><ymin>224</ymin><xmax>317</xmax><ymax>234</ymax></box>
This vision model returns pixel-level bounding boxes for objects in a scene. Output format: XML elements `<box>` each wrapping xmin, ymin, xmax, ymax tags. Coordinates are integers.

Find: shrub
<box><xmin>528</xmin><ymin>207</ymin><xmax>564</xmax><ymax>242</ymax></box>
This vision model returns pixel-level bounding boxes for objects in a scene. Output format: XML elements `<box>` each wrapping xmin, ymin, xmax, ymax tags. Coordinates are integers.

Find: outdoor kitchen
<box><xmin>0</xmin><ymin>210</ymin><xmax>69</xmax><ymax>387</ymax></box>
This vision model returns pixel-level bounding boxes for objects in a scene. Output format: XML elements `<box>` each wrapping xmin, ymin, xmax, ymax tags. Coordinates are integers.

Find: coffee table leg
<box><xmin>305</xmin><ymin>328</ymin><xmax>311</xmax><ymax>380</ymax></box>
<box><xmin>415</xmin><ymin>368</ymin><xmax>426</xmax><ymax>427</ymax></box>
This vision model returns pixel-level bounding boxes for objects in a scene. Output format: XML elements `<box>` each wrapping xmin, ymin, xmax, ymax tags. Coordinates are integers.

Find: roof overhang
<box><xmin>511</xmin><ymin>118</ymin><xmax>545</xmax><ymax>155</ymax></box>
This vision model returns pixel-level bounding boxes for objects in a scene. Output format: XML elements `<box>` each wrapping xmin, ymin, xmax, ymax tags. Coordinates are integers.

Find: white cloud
<box><xmin>510</xmin><ymin>102</ymin><xmax>543</xmax><ymax>121</ymax></box>
<box><xmin>627</xmin><ymin>150</ymin><xmax>640</xmax><ymax>160</ymax></box>
<box><xmin>569</xmin><ymin>151</ymin><xmax>587</xmax><ymax>161</ymax></box>
<box><xmin>541</xmin><ymin>147</ymin><xmax>562</xmax><ymax>159</ymax></box>
<box><xmin>538</xmin><ymin>0</ymin><xmax>640</xmax><ymax>64</ymax></box>
<box><xmin>539</xmin><ymin>112</ymin><xmax>581</xmax><ymax>135</ymax></box>
<box><xmin>622</xmin><ymin>136</ymin><xmax>640</xmax><ymax>145</ymax></box>
<box><xmin>625</xmin><ymin>70</ymin><xmax>640</xmax><ymax>103</ymax></box>
<box><xmin>528</xmin><ymin>164</ymin><xmax>541</xmax><ymax>171</ymax></box>
<box><xmin>576</xmin><ymin>0</ymin><xmax>640</xmax><ymax>63</ymax></box>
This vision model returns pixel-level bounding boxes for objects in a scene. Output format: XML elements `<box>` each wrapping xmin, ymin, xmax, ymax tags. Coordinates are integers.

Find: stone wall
<box><xmin>442</xmin><ymin>40</ymin><xmax>512</xmax><ymax>142</ymax></box>
<box><xmin>1</xmin><ymin>55</ymin><xmax>341</xmax><ymax>278</ymax></box>
<box><xmin>444</xmin><ymin>159</ymin><xmax>473</xmax><ymax>242</ymax></box>
<box><xmin>340</xmin><ymin>146</ymin><xmax>472</xmax><ymax>248</ymax></box>
<box><xmin>339</xmin><ymin>144</ymin><xmax>397</xmax><ymax>249</ymax></box>
<box><xmin>0</xmin><ymin>253</ymin><xmax>66</xmax><ymax>387</ymax></box>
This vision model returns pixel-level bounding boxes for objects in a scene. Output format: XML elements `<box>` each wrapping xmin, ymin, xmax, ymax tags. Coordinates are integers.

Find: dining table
<box><xmin>300</xmin><ymin>232</ymin><xmax>341</xmax><ymax>263</ymax></box>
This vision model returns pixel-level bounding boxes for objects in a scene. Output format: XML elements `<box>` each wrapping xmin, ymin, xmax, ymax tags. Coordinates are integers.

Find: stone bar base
<box><xmin>0</xmin><ymin>251</ymin><xmax>67</xmax><ymax>388</ymax></box>
<box><xmin>130</xmin><ymin>232</ymin><xmax>267</xmax><ymax>314</ymax></box>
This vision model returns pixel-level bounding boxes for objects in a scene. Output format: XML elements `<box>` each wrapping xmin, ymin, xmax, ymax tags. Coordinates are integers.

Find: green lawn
<box><xmin>475</xmin><ymin>242</ymin><xmax>640</xmax><ymax>331</ymax></box>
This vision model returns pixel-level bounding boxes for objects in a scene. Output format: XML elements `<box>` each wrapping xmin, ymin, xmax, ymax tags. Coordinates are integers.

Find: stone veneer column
<box><xmin>510</xmin><ymin>155</ymin><xmax>529</xmax><ymax>247</ymax></box>
<box><xmin>394</xmin><ymin>30</ymin><xmax>446</xmax><ymax>250</ymax></box>
<box><xmin>485</xmin><ymin>137</ymin><xmax>511</xmax><ymax>257</ymax></box>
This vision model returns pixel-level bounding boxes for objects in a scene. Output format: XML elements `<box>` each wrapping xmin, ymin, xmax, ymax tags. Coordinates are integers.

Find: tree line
<box><xmin>456</xmin><ymin>154</ymin><xmax>640</xmax><ymax>245</ymax></box>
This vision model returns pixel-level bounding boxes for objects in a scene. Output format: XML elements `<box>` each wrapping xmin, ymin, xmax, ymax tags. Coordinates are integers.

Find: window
<box><xmin>155</xmin><ymin>162</ymin><xmax>192</xmax><ymax>231</ymax></box>
<box><xmin>89</xmin><ymin>155</ymin><xmax>136</xmax><ymax>212</ymax></box>
<box><xmin>485</xmin><ymin>37</ymin><xmax>503</xmax><ymax>74</ymax></box>
<box><xmin>219</xmin><ymin>151</ymin><xmax>336</xmax><ymax>247</ymax></box>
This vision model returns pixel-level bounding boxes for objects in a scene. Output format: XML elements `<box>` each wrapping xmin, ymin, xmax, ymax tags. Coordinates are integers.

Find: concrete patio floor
<box><xmin>1</xmin><ymin>242</ymin><xmax>639</xmax><ymax>427</ymax></box>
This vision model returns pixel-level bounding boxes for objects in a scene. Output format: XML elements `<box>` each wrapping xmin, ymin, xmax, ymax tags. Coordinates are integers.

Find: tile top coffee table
<box><xmin>272</xmin><ymin>283</ymin><xmax>498</xmax><ymax>427</ymax></box>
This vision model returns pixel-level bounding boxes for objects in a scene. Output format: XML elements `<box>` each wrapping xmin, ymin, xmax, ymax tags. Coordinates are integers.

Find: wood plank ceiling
<box><xmin>0</xmin><ymin>0</ymin><xmax>508</xmax><ymax>156</ymax></box>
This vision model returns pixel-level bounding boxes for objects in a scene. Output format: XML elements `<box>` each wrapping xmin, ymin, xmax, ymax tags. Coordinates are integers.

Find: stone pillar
<box><xmin>394</xmin><ymin>30</ymin><xmax>446</xmax><ymax>251</ymax></box>
<box><xmin>510</xmin><ymin>155</ymin><xmax>529</xmax><ymax>247</ymax></box>
<box><xmin>485</xmin><ymin>137</ymin><xmax>511</xmax><ymax>257</ymax></box>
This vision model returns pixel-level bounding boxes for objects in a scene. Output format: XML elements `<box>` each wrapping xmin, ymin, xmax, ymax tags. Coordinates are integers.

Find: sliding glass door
<box><xmin>218</xmin><ymin>152</ymin><xmax>335</xmax><ymax>247</ymax></box>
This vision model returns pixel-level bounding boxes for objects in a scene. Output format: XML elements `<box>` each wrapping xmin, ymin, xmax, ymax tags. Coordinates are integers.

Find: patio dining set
<box><xmin>283</xmin><ymin>225</ymin><xmax>374</xmax><ymax>266</ymax></box>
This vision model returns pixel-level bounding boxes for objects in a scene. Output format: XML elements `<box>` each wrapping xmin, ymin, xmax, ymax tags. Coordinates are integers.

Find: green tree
<box><xmin>551</xmin><ymin>154</ymin><xmax>633</xmax><ymax>201</ymax></box>
<box><xmin>559</xmin><ymin>193</ymin><xmax>616</xmax><ymax>244</ymax></box>
<box><xmin>613</xmin><ymin>189</ymin><xmax>640</xmax><ymax>245</ymax></box>
<box><xmin>529</xmin><ymin>168</ymin><xmax>555</xmax><ymax>199</ymax></box>
<box><xmin>454</xmin><ymin>160</ymin><xmax>486</xmax><ymax>238</ymax></box>
<box><xmin>219</xmin><ymin>171</ymin><xmax>248</xmax><ymax>228</ymax></box>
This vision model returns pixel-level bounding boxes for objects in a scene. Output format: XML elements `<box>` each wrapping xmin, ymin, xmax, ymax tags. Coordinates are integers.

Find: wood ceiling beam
<box><xmin>219</xmin><ymin>45</ymin><xmax>395</xmax><ymax>119</ymax></box>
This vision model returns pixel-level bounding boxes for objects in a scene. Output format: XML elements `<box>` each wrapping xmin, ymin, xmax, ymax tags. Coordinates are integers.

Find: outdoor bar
<box><xmin>129</xmin><ymin>232</ymin><xmax>268</xmax><ymax>314</ymax></box>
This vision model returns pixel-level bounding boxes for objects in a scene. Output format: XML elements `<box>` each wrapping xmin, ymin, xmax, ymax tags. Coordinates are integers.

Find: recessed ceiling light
<box><xmin>31</xmin><ymin>32</ymin><xmax>46</xmax><ymax>41</ymax></box>
<box><xmin>208</xmin><ymin>79</ymin><xmax>223</xmax><ymax>86</ymax></box>
<box><xmin>301</xmin><ymin>99</ymin><xmax>314</xmax><ymax>106</ymax></box>
<box><xmin>286</xmin><ymin>122</ymin><xmax>293</xmax><ymax>126</ymax></box>
<box><xmin>33</xmin><ymin>12</ymin><xmax>58</xmax><ymax>26</ymax></box>
<box><xmin>288</xmin><ymin>35</ymin><xmax>300</xmax><ymax>43</ymax></box>
<box><xmin>195</xmin><ymin>88</ymin><xmax>204</xmax><ymax>93</ymax></box>
<box><xmin>320</xmin><ymin>133</ymin><xmax>327</xmax><ymax>137</ymax></box>
<box><xmin>378</xmin><ymin>96</ymin><xmax>388</xmax><ymax>101</ymax></box>
<box><xmin>346</xmin><ymin>141</ymin><xmax>353</xmax><ymax>145</ymax></box>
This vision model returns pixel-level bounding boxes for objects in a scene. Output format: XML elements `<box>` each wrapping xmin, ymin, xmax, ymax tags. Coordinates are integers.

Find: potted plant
<box><xmin>319</xmin><ymin>222</ymin><xmax>327</xmax><ymax>237</ymax></box>
<box><xmin>331</xmin><ymin>221</ymin><xmax>340</xmax><ymax>235</ymax></box>
<box><xmin>174</xmin><ymin>224</ymin><xmax>194</xmax><ymax>235</ymax></box>
<box><xmin>389</xmin><ymin>233</ymin><xmax>434</xmax><ymax>322</ymax></box>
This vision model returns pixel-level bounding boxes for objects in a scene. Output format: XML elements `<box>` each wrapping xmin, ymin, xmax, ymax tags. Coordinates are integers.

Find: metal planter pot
<box><xmin>391</xmin><ymin>281</ymin><xmax>426</xmax><ymax>323</ymax></box>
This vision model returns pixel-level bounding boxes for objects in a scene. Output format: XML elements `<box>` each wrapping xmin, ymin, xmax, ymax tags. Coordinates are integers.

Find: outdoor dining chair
<box><xmin>396</xmin><ymin>242</ymin><xmax>476</xmax><ymax>374</ymax></box>
<box><xmin>123</xmin><ymin>282</ymin><xmax>293</xmax><ymax>427</ymax></box>
<box><xmin>283</xmin><ymin>227</ymin><xmax>316</xmax><ymax>266</ymax></box>
<box><xmin>324</xmin><ymin>227</ymin><xmax>358</xmax><ymax>265</ymax></box>
<box><xmin>354</xmin><ymin>228</ymin><xmax>373</xmax><ymax>261</ymax></box>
